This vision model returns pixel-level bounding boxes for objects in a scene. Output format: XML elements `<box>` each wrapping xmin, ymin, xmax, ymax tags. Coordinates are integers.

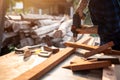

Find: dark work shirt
<box><xmin>88</xmin><ymin>0</ymin><xmax>120</xmax><ymax>50</ymax></box>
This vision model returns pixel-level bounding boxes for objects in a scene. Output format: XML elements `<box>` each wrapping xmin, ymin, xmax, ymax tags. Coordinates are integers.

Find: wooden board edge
<box><xmin>14</xmin><ymin>47</ymin><xmax>75</xmax><ymax>80</ymax></box>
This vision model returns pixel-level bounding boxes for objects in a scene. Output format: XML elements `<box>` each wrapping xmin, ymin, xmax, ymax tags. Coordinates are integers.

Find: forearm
<box><xmin>76</xmin><ymin>0</ymin><xmax>88</xmax><ymax>18</ymax></box>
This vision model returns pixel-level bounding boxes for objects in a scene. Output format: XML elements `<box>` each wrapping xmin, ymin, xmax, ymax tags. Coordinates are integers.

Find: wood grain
<box><xmin>65</xmin><ymin>41</ymin><xmax>119</xmax><ymax>55</ymax></box>
<box><xmin>84</xmin><ymin>41</ymin><xmax>114</xmax><ymax>57</ymax></box>
<box><xmin>64</xmin><ymin>42</ymin><xmax>98</xmax><ymax>50</ymax></box>
<box><xmin>70</xmin><ymin>61</ymin><xmax>111</xmax><ymax>71</ymax></box>
<box><xmin>14</xmin><ymin>47</ymin><xmax>75</xmax><ymax>80</ymax></box>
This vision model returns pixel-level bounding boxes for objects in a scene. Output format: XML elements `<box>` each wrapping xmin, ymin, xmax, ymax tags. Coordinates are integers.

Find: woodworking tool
<box><xmin>71</xmin><ymin>13</ymin><xmax>81</xmax><ymax>42</ymax></box>
<box><xmin>38</xmin><ymin>51</ymin><xmax>52</xmax><ymax>57</ymax></box>
<box><xmin>24</xmin><ymin>49</ymin><xmax>32</xmax><ymax>60</ymax></box>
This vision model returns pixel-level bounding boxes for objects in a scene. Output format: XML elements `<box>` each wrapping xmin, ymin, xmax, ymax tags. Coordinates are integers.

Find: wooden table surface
<box><xmin>0</xmin><ymin>34</ymin><xmax>120</xmax><ymax>80</ymax></box>
<box><xmin>0</xmin><ymin>34</ymin><xmax>101</xmax><ymax>80</ymax></box>
<box><xmin>0</xmin><ymin>52</ymin><xmax>47</xmax><ymax>80</ymax></box>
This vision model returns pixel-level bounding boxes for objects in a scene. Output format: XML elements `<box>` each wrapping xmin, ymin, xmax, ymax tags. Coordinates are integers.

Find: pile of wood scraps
<box><xmin>2</xmin><ymin>34</ymin><xmax>119</xmax><ymax>80</ymax></box>
<box><xmin>63</xmin><ymin>41</ymin><xmax>120</xmax><ymax>80</ymax></box>
<box><xmin>13</xmin><ymin>34</ymin><xmax>92</xmax><ymax>80</ymax></box>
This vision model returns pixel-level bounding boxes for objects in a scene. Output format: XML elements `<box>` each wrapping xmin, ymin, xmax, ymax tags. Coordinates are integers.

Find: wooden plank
<box><xmin>64</xmin><ymin>42</ymin><xmax>98</xmax><ymax>50</ymax></box>
<box><xmin>82</xmin><ymin>37</ymin><xmax>91</xmax><ymax>44</ymax></box>
<box><xmin>65</xmin><ymin>41</ymin><xmax>119</xmax><ymax>55</ymax></box>
<box><xmin>64</xmin><ymin>61</ymin><xmax>111</xmax><ymax>71</ymax></box>
<box><xmin>76</xmin><ymin>27</ymin><xmax>98</xmax><ymax>34</ymax></box>
<box><xmin>33</xmin><ymin>22</ymin><xmax>60</xmax><ymax>36</ymax></box>
<box><xmin>84</xmin><ymin>41</ymin><xmax>114</xmax><ymax>57</ymax></box>
<box><xmin>7</xmin><ymin>15</ymin><xmax>21</xmax><ymax>21</ymax></box>
<box><xmin>71</xmin><ymin>61</ymin><xmax>111</xmax><ymax>71</ymax></box>
<box><xmin>102</xmin><ymin>65</ymin><xmax>117</xmax><ymax>80</ymax></box>
<box><xmin>14</xmin><ymin>47</ymin><xmax>75</xmax><ymax>80</ymax></box>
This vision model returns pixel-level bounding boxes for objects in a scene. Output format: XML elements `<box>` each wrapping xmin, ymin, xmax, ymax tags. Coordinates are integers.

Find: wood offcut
<box><xmin>63</xmin><ymin>59</ymin><xmax>111</xmax><ymax>71</ymax></box>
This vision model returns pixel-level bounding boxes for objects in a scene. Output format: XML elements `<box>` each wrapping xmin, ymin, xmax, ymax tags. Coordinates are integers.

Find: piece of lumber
<box><xmin>20</xmin><ymin>13</ymin><xmax>47</xmax><ymax>21</ymax></box>
<box><xmin>63</xmin><ymin>58</ymin><xmax>89</xmax><ymax>69</ymax></box>
<box><xmin>64</xmin><ymin>61</ymin><xmax>111</xmax><ymax>71</ymax></box>
<box><xmin>82</xmin><ymin>37</ymin><xmax>92</xmax><ymax>44</ymax></box>
<box><xmin>102</xmin><ymin>65</ymin><xmax>117</xmax><ymax>80</ymax></box>
<box><xmin>38</xmin><ymin>19</ymin><xmax>59</xmax><ymax>26</ymax></box>
<box><xmin>76</xmin><ymin>27</ymin><xmax>98</xmax><ymax>34</ymax></box>
<box><xmin>62</xmin><ymin>65</ymin><xmax>71</xmax><ymax>69</ymax></box>
<box><xmin>64</xmin><ymin>42</ymin><xmax>98</xmax><ymax>50</ymax></box>
<box><xmin>70</xmin><ymin>57</ymin><xmax>86</xmax><ymax>64</ymax></box>
<box><xmin>84</xmin><ymin>41</ymin><xmax>114</xmax><ymax>57</ymax></box>
<box><xmin>32</xmin><ymin>22</ymin><xmax>60</xmax><ymax>36</ymax></box>
<box><xmin>7</xmin><ymin>15</ymin><xmax>21</xmax><ymax>21</ymax></box>
<box><xmin>14</xmin><ymin>47</ymin><xmax>75</xmax><ymax>80</ymax></box>
<box><xmin>65</xmin><ymin>41</ymin><xmax>119</xmax><ymax>55</ymax></box>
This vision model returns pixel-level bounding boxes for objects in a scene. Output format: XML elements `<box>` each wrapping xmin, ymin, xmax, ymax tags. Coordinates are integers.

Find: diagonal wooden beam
<box><xmin>84</xmin><ymin>41</ymin><xmax>114</xmax><ymax>57</ymax></box>
<box><xmin>63</xmin><ymin>60</ymin><xmax>111</xmax><ymax>71</ymax></box>
<box><xmin>82</xmin><ymin>37</ymin><xmax>92</xmax><ymax>44</ymax></box>
<box><xmin>65</xmin><ymin>41</ymin><xmax>120</xmax><ymax>55</ymax></box>
<box><xmin>14</xmin><ymin>47</ymin><xmax>75</xmax><ymax>80</ymax></box>
<box><xmin>64</xmin><ymin>41</ymin><xmax>98</xmax><ymax>50</ymax></box>
<box><xmin>71</xmin><ymin>61</ymin><xmax>111</xmax><ymax>71</ymax></box>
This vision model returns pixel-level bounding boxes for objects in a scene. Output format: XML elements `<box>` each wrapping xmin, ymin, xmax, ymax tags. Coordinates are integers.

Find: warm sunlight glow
<box><xmin>13</xmin><ymin>2</ymin><xmax>23</xmax><ymax>9</ymax></box>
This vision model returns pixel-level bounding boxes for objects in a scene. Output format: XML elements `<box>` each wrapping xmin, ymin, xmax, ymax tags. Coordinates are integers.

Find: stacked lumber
<box><xmin>36</xmin><ymin>19</ymin><xmax>59</xmax><ymax>26</ymax></box>
<box><xmin>2</xmin><ymin>14</ymin><xmax>76</xmax><ymax>50</ymax></box>
<box><xmin>63</xmin><ymin>38</ymin><xmax>120</xmax><ymax>80</ymax></box>
<box><xmin>32</xmin><ymin>22</ymin><xmax>61</xmax><ymax>37</ymax></box>
<box><xmin>20</xmin><ymin>14</ymin><xmax>62</xmax><ymax>21</ymax></box>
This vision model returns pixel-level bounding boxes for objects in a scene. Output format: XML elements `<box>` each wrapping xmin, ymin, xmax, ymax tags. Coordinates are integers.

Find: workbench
<box><xmin>0</xmin><ymin>51</ymin><xmax>102</xmax><ymax>80</ymax></box>
<box><xmin>0</xmin><ymin>34</ymin><xmax>120</xmax><ymax>80</ymax></box>
<box><xmin>0</xmin><ymin>52</ymin><xmax>47</xmax><ymax>80</ymax></box>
